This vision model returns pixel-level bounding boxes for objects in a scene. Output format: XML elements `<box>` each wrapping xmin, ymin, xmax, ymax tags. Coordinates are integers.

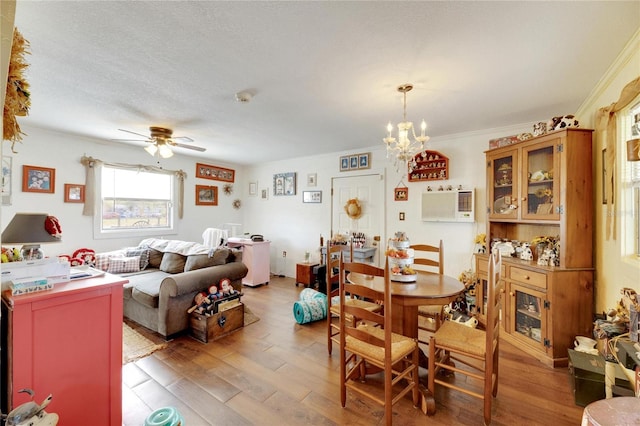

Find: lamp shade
<box><xmin>1</xmin><ymin>213</ymin><xmax>62</xmax><ymax>244</ymax></box>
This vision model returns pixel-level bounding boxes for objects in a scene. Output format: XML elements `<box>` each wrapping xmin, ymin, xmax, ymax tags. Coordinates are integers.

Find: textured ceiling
<box><xmin>12</xmin><ymin>1</ymin><xmax>640</xmax><ymax>165</ymax></box>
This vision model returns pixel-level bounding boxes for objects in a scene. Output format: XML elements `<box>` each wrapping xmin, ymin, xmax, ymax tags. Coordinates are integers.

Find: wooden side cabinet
<box><xmin>296</xmin><ymin>263</ymin><xmax>319</xmax><ymax>287</ymax></box>
<box><xmin>1</xmin><ymin>274</ymin><xmax>126</xmax><ymax>425</ymax></box>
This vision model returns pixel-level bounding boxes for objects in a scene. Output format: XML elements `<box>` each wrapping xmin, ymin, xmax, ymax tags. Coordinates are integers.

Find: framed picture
<box><xmin>340</xmin><ymin>156</ymin><xmax>350</xmax><ymax>171</ymax></box>
<box><xmin>303</xmin><ymin>190</ymin><xmax>322</xmax><ymax>203</ymax></box>
<box><xmin>273</xmin><ymin>172</ymin><xmax>296</xmax><ymax>196</ymax></box>
<box><xmin>261</xmin><ymin>188</ymin><xmax>269</xmax><ymax>200</ymax></box>
<box><xmin>307</xmin><ymin>173</ymin><xmax>317</xmax><ymax>187</ymax></box>
<box><xmin>196</xmin><ymin>162</ymin><xmax>235</xmax><ymax>183</ymax></box>
<box><xmin>2</xmin><ymin>156</ymin><xmax>11</xmax><ymax>205</ymax></box>
<box><xmin>340</xmin><ymin>152</ymin><xmax>371</xmax><ymax>171</ymax></box>
<box><xmin>22</xmin><ymin>165</ymin><xmax>55</xmax><ymax>193</ymax></box>
<box><xmin>359</xmin><ymin>153</ymin><xmax>370</xmax><ymax>169</ymax></box>
<box><xmin>64</xmin><ymin>184</ymin><xmax>85</xmax><ymax>203</ymax></box>
<box><xmin>394</xmin><ymin>186</ymin><xmax>408</xmax><ymax>201</ymax></box>
<box><xmin>350</xmin><ymin>155</ymin><xmax>358</xmax><ymax>169</ymax></box>
<box><xmin>195</xmin><ymin>184</ymin><xmax>218</xmax><ymax>206</ymax></box>
<box><xmin>249</xmin><ymin>181</ymin><xmax>258</xmax><ymax>196</ymax></box>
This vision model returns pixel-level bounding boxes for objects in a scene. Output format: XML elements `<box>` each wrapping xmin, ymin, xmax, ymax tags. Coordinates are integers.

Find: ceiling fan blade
<box><xmin>111</xmin><ymin>138</ymin><xmax>151</xmax><ymax>143</ymax></box>
<box><xmin>118</xmin><ymin>128</ymin><xmax>151</xmax><ymax>139</ymax></box>
<box><xmin>172</xmin><ymin>136</ymin><xmax>194</xmax><ymax>143</ymax></box>
<box><xmin>171</xmin><ymin>142</ymin><xmax>206</xmax><ymax>152</ymax></box>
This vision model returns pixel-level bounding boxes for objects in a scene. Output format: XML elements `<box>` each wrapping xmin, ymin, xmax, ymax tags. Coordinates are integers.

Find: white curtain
<box><xmin>80</xmin><ymin>156</ymin><xmax>186</xmax><ymax>219</ymax></box>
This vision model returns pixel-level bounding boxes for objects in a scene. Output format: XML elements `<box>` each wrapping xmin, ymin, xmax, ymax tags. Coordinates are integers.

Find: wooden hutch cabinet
<box><xmin>475</xmin><ymin>128</ymin><xmax>594</xmax><ymax>368</ymax></box>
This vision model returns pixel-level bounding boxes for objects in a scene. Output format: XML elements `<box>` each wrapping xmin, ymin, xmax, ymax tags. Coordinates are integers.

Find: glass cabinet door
<box><xmin>521</xmin><ymin>139</ymin><xmax>560</xmax><ymax>220</ymax></box>
<box><xmin>488</xmin><ymin>149</ymin><xmax>519</xmax><ymax>219</ymax></box>
<box><xmin>509</xmin><ymin>283</ymin><xmax>547</xmax><ymax>351</ymax></box>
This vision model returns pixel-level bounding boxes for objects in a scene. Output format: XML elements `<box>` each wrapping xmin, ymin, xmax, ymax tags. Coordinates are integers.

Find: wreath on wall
<box><xmin>344</xmin><ymin>198</ymin><xmax>362</xmax><ymax>219</ymax></box>
<box><xmin>3</xmin><ymin>28</ymin><xmax>31</xmax><ymax>152</ymax></box>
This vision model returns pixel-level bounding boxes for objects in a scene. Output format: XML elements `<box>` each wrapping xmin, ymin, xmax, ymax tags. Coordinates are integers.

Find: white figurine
<box><xmin>520</xmin><ymin>243</ymin><xmax>533</xmax><ymax>261</ymax></box>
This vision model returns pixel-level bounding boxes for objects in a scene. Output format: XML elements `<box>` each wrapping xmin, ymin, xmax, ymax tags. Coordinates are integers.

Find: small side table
<box><xmin>296</xmin><ymin>262</ymin><xmax>319</xmax><ymax>287</ymax></box>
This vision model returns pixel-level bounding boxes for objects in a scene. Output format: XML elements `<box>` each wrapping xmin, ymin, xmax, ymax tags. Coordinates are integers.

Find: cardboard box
<box><xmin>568</xmin><ymin>349</ymin><xmax>632</xmax><ymax>407</ymax></box>
<box><xmin>190</xmin><ymin>303</ymin><xmax>244</xmax><ymax>343</ymax></box>
<box><xmin>9</xmin><ymin>277</ymin><xmax>52</xmax><ymax>295</ymax></box>
<box><xmin>1</xmin><ymin>258</ymin><xmax>70</xmax><ymax>291</ymax></box>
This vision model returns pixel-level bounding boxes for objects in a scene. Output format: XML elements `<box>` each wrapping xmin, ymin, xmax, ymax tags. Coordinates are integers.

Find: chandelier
<box><xmin>144</xmin><ymin>139</ymin><xmax>174</xmax><ymax>158</ymax></box>
<box><xmin>383</xmin><ymin>84</ymin><xmax>430</xmax><ymax>172</ymax></box>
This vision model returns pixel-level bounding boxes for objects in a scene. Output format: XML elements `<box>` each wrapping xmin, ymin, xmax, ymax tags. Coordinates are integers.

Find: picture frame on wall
<box><xmin>358</xmin><ymin>153</ymin><xmax>370</xmax><ymax>169</ymax></box>
<box><xmin>340</xmin><ymin>156</ymin><xmax>349</xmax><ymax>172</ymax></box>
<box><xmin>261</xmin><ymin>188</ymin><xmax>269</xmax><ymax>200</ymax></box>
<box><xmin>273</xmin><ymin>172</ymin><xmax>296</xmax><ymax>196</ymax></box>
<box><xmin>249</xmin><ymin>181</ymin><xmax>258</xmax><ymax>196</ymax></box>
<box><xmin>394</xmin><ymin>186</ymin><xmax>408</xmax><ymax>201</ymax></box>
<box><xmin>196</xmin><ymin>162</ymin><xmax>235</xmax><ymax>183</ymax></box>
<box><xmin>307</xmin><ymin>173</ymin><xmax>317</xmax><ymax>187</ymax></box>
<box><xmin>340</xmin><ymin>152</ymin><xmax>371</xmax><ymax>172</ymax></box>
<box><xmin>303</xmin><ymin>190</ymin><xmax>322</xmax><ymax>203</ymax></box>
<box><xmin>195</xmin><ymin>184</ymin><xmax>218</xmax><ymax>206</ymax></box>
<box><xmin>64</xmin><ymin>184</ymin><xmax>85</xmax><ymax>203</ymax></box>
<box><xmin>22</xmin><ymin>165</ymin><xmax>55</xmax><ymax>193</ymax></box>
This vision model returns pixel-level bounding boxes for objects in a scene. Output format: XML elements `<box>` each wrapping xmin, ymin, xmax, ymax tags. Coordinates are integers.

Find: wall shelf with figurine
<box><xmin>408</xmin><ymin>150</ymin><xmax>449</xmax><ymax>182</ymax></box>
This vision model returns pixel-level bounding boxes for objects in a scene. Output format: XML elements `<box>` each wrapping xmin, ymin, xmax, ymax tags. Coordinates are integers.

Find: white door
<box><xmin>331</xmin><ymin>173</ymin><xmax>385</xmax><ymax>266</ymax></box>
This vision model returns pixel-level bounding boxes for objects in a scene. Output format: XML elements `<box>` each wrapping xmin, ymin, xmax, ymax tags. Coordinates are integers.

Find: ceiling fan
<box><xmin>113</xmin><ymin>126</ymin><xmax>206</xmax><ymax>158</ymax></box>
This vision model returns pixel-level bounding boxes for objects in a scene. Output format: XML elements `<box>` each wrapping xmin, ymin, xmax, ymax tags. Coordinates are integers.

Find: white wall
<box><xmin>3</xmin><ymin>121</ymin><xmax>538</xmax><ymax>281</ymax></box>
<box><xmin>242</xmin><ymin>122</ymin><xmax>534</xmax><ymax>279</ymax></box>
<box><xmin>1</xmin><ymin>125</ymin><xmax>246</xmax><ymax>256</ymax></box>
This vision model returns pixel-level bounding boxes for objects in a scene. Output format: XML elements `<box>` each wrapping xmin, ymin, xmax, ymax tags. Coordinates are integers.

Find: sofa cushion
<box><xmin>107</xmin><ymin>256</ymin><xmax>141</xmax><ymax>274</ymax></box>
<box><xmin>128</xmin><ymin>271</ymin><xmax>170</xmax><ymax>308</ymax></box>
<box><xmin>94</xmin><ymin>249</ymin><xmax>127</xmax><ymax>271</ymax></box>
<box><xmin>159</xmin><ymin>252</ymin><xmax>186</xmax><ymax>273</ymax></box>
<box><xmin>148</xmin><ymin>248</ymin><xmax>164</xmax><ymax>268</ymax></box>
<box><xmin>184</xmin><ymin>254</ymin><xmax>216</xmax><ymax>272</ymax></box>
<box><xmin>184</xmin><ymin>248</ymin><xmax>233</xmax><ymax>272</ymax></box>
<box><xmin>126</xmin><ymin>247</ymin><xmax>150</xmax><ymax>270</ymax></box>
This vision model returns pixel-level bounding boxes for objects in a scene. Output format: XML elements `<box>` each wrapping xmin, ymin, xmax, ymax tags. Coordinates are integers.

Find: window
<box><xmin>94</xmin><ymin>165</ymin><xmax>176</xmax><ymax>238</ymax></box>
<box><xmin>620</xmin><ymin>98</ymin><xmax>640</xmax><ymax>257</ymax></box>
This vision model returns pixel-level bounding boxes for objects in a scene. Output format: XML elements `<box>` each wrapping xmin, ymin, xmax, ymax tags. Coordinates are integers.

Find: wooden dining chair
<box><xmin>326</xmin><ymin>242</ymin><xmax>379</xmax><ymax>355</ymax></box>
<box><xmin>428</xmin><ymin>251</ymin><xmax>502</xmax><ymax>425</ymax></box>
<box><xmin>339</xmin><ymin>258</ymin><xmax>420</xmax><ymax>425</ymax></box>
<box><xmin>410</xmin><ymin>241</ymin><xmax>445</xmax><ymax>343</ymax></box>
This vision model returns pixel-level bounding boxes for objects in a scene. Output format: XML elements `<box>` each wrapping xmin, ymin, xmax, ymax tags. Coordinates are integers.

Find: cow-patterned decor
<box><xmin>547</xmin><ymin>114</ymin><xmax>579</xmax><ymax>131</ymax></box>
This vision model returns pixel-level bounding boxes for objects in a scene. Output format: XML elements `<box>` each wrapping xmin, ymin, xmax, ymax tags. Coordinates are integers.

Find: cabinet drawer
<box><xmin>477</xmin><ymin>257</ymin><xmax>506</xmax><ymax>276</ymax></box>
<box><xmin>509</xmin><ymin>267</ymin><xmax>547</xmax><ymax>289</ymax></box>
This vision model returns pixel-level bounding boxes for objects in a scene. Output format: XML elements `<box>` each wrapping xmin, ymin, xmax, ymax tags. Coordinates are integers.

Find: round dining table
<box><xmin>347</xmin><ymin>270</ymin><xmax>465</xmax><ymax>414</ymax></box>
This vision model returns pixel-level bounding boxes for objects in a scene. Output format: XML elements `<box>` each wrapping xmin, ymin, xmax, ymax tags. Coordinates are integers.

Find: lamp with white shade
<box><xmin>1</xmin><ymin>213</ymin><xmax>62</xmax><ymax>260</ymax></box>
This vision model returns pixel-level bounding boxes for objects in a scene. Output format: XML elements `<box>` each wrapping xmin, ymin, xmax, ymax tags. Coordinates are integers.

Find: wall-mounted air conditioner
<box><xmin>421</xmin><ymin>189</ymin><xmax>475</xmax><ymax>222</ymax></box>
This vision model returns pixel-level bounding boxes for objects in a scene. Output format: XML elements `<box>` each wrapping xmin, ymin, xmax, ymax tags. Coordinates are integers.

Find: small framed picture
<box><xmin>23</xmin><ymin>165</ymin><xmax>55</xmax><ymax>193</ymax></box>
<box><xmin>303</xmin><ymin>190</ymin><xmax>322</xmax><ymax>203</ymax></box>
<box><xmin>249</xmin><ymin>181</ymin><xmax>258</xmax><ymax>196</ymax></box>
<box><xmin>273</xmin><ymin>172</ymin><xmax>296</xmax><ymax>196</ymax></box>
<box><xmin>350</xmin><ymin>155</ymin><xmax>358</xmax><ymax>169</ymax></box>
<box><xmin>64</xmin><ymin>184</ymin><xmax>85</xmax><ymax>203</ymax></box>
<box><xmin>394</xmin><ymin>187</ymin><xmax>408</xmax><ymax>201</ymax></box>
<box><xmin>340</xmin><ymin>156</ymin><xmax>350</xmax><ymax>172</ymax></box>
<box><xmin>195</xmin><ymin>185</ymin><xmax>218</xmax><ymax>206</ymax></box>
<box><xmin>261</xmin><ymin>188</ymin><xmax>269</xmax><ymax>200</ymax></box>
<box><xmin>307</xmin><ymin>173</ymin><xmax>317</xmax><ymax>187</ymax></box>
<box><xmin>358</xmin><ymin>153</ymin><xmax>370</xmax><ymax>169</ymax></box>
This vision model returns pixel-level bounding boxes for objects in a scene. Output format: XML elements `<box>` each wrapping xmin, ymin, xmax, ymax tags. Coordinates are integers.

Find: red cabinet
<box><xmin>2</xmin><ymin>274</ymin><xmax>126</xmax><ymax>425</ymax></box>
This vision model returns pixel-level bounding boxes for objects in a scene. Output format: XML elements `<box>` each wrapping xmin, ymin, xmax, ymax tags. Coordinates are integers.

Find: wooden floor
<box><xmin>123</xmin><ymin>276</ymin><xmax>585</xmax><ymax>425</ymax></box>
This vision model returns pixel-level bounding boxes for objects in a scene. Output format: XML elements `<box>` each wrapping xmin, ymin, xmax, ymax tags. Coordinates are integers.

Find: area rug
<box><xmin>244</xmin><ymin>304</ymin><xmax>260</xmax><ymax>327</ymax></box>
<box><xmin>122</xmin><ymin>322</ymin><xmax>167</xmax><ymax>364</ymax></box>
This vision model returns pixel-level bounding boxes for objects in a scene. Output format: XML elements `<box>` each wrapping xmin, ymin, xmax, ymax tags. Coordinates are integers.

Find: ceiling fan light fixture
<box><xmin>158</xmin><ymin>143</ymin><xmax>174</xmax><ymax>158</ymax></box>
<box><xmin>144</xmin><ymin>144</ymin><xmax>158</xmax><ymax>156</ymax></box>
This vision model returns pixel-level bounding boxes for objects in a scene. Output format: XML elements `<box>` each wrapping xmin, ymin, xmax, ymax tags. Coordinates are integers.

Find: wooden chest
<box><xmin>190</xmin><ymin>302</ymin><xmax>244</xmax><ymax>343</ymax></box>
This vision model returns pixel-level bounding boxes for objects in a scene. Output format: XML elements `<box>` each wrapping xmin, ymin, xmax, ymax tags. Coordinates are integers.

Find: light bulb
<box><xmin>144</xmin><ymin>144</ymin><xmax>158</xmax><ymax>156</ymax></box>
